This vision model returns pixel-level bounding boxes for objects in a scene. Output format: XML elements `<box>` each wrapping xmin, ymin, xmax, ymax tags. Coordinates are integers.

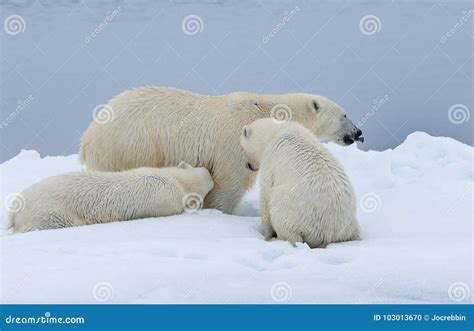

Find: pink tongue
<box><xmin>355</xmin><ymin>137</ymin><xmax>364</xmax><ymax>143</ymax></box>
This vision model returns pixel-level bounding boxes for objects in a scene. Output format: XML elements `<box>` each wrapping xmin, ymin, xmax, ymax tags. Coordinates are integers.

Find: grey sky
<box><xmin>1</xmin><ymin>0</ymin><xmax>472</xmax><ymax>162</ymax></box>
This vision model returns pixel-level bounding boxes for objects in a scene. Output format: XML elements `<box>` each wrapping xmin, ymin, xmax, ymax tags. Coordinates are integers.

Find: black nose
<box><xmin>356</xmin><ymin>129</ymin><xmax>362</xmax><ymax>137</ymax></box>
<box><xmin>343</xmin><ymin>135</ymin><xmax>354</xmax><ymax>145</ymax></box>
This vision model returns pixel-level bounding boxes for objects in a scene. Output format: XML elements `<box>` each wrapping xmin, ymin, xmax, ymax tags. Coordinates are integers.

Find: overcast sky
<box><xmin>1</xmin><ymin>0</ymin><xmax>472</xmax><ymax>162</ymax></box>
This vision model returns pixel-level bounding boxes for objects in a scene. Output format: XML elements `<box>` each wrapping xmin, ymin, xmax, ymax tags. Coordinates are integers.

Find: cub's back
<box><xmin>12</xmin><ymin>168</ymin><xmax>185</xmax><ymax>232</ymax></box>
<box><xmin>17</xmin><ymin>168</ymin><xmax>182</xmax><ymax>213</ymax></box>
<box><xmin>264</xmin><ymin>130</ymin><xmax>348</xmax><ymax>184</ymax></box>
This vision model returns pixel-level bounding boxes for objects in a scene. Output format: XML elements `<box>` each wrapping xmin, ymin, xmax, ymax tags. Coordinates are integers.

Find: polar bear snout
<box><xmin>343</xmin><ymin>128</ymin><xmax>363</xmax><ymax>145</ymax></box>
<box><xmin>354</xmin><ymin>128</ymin><xmax>364</xmax><ymax>143</ymax></box>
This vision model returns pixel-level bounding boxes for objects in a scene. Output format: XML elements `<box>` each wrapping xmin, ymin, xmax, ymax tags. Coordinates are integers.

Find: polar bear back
<box><xmin>264</xmin><ymin>129</ymin><xmax>352</xmax><ymax>188</ymax></box>
<box><xmin>12</xmin><ymin>166</ymin><xmax>213</xmax><ymax>232</ymax></box>
<box><xmin>80</xmin><ymin>87</ymin><xmax>257</xmax><ymax>172</ymax></box>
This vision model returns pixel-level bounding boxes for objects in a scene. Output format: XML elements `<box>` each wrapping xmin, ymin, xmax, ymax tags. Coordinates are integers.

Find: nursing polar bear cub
<box><xmin>80</xmin><ymin>87</ymin><xmax>363</xmax><ymax>214</ymax></box>
<box><xmin>240</xmin><ymin>119</ymin><xmax>360</xmax><ymax>248</ymax></box>
<box><xmin>11</xmin><ymin>162</ymin><xmax>213</xmax><ymax>233</ymax></box>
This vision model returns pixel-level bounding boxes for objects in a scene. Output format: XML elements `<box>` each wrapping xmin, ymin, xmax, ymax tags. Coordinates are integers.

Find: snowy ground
<box><xmin>0</xmin><ymin>132</ymin><xmax>472</xmax><ymax>304</ymax></box>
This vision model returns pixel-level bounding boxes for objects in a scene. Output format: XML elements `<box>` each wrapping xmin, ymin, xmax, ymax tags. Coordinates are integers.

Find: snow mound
<box><xmin>0</xmin><ymin>133</ymin><xmax>472</xmax><ymax>303</ymax></box>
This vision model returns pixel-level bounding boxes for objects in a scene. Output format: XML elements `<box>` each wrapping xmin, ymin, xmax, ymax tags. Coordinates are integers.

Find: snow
<box><xmin>0</xmin><ymin>132</ymin><xmax>472</xmax><ymax>304</ymax></box>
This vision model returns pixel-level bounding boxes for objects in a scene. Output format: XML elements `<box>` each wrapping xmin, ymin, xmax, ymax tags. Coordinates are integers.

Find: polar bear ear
<box><xmin>312</xmin><ymin>100</ymin><xmax>320</xmax><ymax>113</ymax></box>
<box><xmin>242</xmin><ymin>126</ymin><xmax>251</xmax><ymax>138</ymax></box>
<box><xmin>252</xmin><ymin>100</ymin><xmax>275</xmax><ymax>112</ymax></box>
<box><xmin>178</xmin><ymin>161</ymin><xmax>190</xmax><ymax>169</ymax></box>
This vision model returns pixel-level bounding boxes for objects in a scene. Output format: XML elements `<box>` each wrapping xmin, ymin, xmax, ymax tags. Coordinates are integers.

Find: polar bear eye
<box><xmin>243</xmin><ymin>127</ymin><xmax>250</xmax><ymax>138</ymax></box>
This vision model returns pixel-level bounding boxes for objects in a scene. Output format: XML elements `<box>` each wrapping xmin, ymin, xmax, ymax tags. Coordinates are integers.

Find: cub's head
<box><xmin>175</xmin><ymin>161</ymin><xmax>214</xmax><ymax>197</ymax></box>
<box><xmin>240</xmin><ymin>119</ymin><xmax>296</xmax><ymax>172</ymax></box>
<box><xmin>278</xmin><ymin>94</ymin><xmax>364</xmax><ymax>146</ymax></box>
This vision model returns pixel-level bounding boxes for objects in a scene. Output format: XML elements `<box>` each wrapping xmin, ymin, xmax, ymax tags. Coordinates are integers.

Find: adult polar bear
<box><xmin>80</xmin><ymin>87</ymin><xmax>363</xmax><ymax>214</ymax></box>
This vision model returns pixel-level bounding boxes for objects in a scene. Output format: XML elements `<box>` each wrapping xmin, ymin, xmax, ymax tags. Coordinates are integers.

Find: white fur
<box><xmin>240</xmin><ymin>119</ymin><xmax>360</xmax><ymax>248</ymax></box>
<box><xmin>11</xmin><ymin>162</ymin><xmax>213</xmax><ymax>233</ymax></box>
<box><xmin>80</xmin><ymin>87</ymin><xmax>361</xmax><ymax>214</ymax></box>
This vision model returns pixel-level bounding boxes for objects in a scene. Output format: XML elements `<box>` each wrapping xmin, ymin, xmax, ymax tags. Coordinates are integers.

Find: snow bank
<box><xmin>0</xmin><ymin>133</ymin><xmax>472</xmax><ymax>303</ymax></box>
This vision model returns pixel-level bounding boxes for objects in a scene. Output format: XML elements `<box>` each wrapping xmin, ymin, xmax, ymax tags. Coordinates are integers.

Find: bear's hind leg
<box><xmin>203</xmin><ymin>184</ymin><xmax>244</xmax><ymax>214</ymax></box>
<box><xmin>203</xmin><ymin>168</ymin><xmax>252</xmax><ymax>214</ymax></box>
<box><xmin>260</xmin><ymin>186</ymin><xmax>276</xmax><ymax>240</ymax></box>
<box><xmin>269</xmin><ymin>185</ymin><xmax>305</xmax><ymax>246</ymax></box>
<box><xmin>261</xmin><ymin>212</ymin><xmax>276</xmax><ymax>241</ymax></box>
<box><xmin>276</xmin><ymin>231</ymin><xmax>304</xmax><ymax>246</ymax></box>
<box><xmin>270</xmin><ymin>209</ymin><xmax>304</xmax><ymax>245</ymax></box>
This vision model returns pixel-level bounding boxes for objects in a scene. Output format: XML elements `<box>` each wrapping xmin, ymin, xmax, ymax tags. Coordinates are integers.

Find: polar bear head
<box><xmin>240</xmin><ymin>119</ymin><xmax>308</xmax><ymax>172</ymax></box>
<box><xmin>168</xmin><ymin>161</ymin><xmax>214</xmax><ymax>198</ymax></box>
<box><xmin>269</xmin><ymin>94</ymin><xmax>363</xmax><ymax>146</ymax></box>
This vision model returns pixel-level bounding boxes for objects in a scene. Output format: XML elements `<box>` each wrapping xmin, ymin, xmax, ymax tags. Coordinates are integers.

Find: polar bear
<box><xmin>11</xmin><ymin>162</ymin><xmax>213</xmax><ymax>233</ymax></box>
<box><xmin>80</xmin><ymin>87</ymin><xmax>363</xmax><ymax>214</ymax></box>
<box><xmin>240</xmin><ymin>119</ymin><xmax>360</xmax><ymax>248</ymax></box>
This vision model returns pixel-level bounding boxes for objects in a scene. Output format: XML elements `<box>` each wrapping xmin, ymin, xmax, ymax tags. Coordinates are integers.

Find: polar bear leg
<box><xmin>203</xmin><ymin>165</ymin><xmax>253</xmax><ymax>214</ymax></box>
<box><xmin>261</xmin><ymin>211</ymin><xmax>276</xmax><ymax>240</ymax></box>
<box><xmin>277</xmin><ymin>232</ymin><xmax>304</xmax><ymax>246</ymax></box>
<box><xmin>203</xmin><ymin>178</ymin><xmax>244</xmax><ymax>214</ymax></box>
<box><xmin>269</xmin><ymin>185</ymin><xmax>305</xmax><ymax>245</ymax></box>
<box><xmin>260</xmin><ymin>185</ymin><xmax>276</xmax><ymax>240</ymax></box>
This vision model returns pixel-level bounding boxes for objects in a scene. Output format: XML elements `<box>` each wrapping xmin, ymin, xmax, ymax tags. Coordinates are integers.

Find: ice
<box><xmin>0</xmin><ymin>132</ymin><xmax>472</xmax><ymax>303</ymax></box>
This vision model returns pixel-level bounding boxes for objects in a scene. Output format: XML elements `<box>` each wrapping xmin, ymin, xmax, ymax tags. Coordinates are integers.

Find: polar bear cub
<box><xmin>11</xmin><ymin>162</ymin><xmax>213</xmax><ymax>233</ymax></box>
<box><xmin>240</xmin><ymin>119</ymin><xmax>360</xmax><ymax>248</ymax></box>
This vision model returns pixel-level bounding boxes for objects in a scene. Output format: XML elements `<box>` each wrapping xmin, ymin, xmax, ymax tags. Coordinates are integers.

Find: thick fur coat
<box><xmin>80</xmin><ymin>87</ymin><xmax>362</xmax><ymax>214</ymax></box>
<box><xmin>240</xmin><ymin>119</ymin><xmax>360</xmax><ymax>248</ymax></box>
<box><xmin>11</xmin><ymin>162</ymin><xmax>213</xmax><ymax>232</ymax></box>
